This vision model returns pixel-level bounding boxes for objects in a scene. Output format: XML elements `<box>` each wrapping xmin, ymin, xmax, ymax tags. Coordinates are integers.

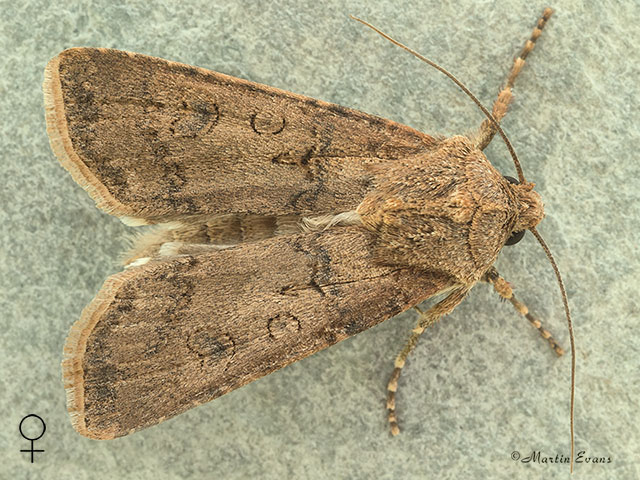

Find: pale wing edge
<box><xmin>44</xmin><ymin>51</ymin><xmax>144</xmax><ymax>224</ymax></box>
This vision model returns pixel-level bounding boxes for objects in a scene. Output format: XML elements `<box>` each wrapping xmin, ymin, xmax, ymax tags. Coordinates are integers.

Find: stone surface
<box><xmin>1</xmin><ymin>1</ymin><xmax>637</xmax><ymax>479</ymax></box>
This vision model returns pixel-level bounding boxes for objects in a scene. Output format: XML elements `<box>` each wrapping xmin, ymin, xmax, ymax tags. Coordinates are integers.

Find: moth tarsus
<box><xmin>45</xmin><ymin>6</ymin><xmax>574</xmax><ymax>472</ymax></box>
<box><xmin>483</xmin><ymin>266</ymin><xmax>565</xmax><ymax>356</ymax></box>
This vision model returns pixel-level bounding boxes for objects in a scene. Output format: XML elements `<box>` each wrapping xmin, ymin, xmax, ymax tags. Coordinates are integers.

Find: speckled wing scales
<box><xmin>63</xmin><ymin>227</ymin><xmax>448</xmax><ymax>439</ymax></box>
<box><xmin>46</xmin><ymin>48</ymin><xmax>451</xmax><ymax>439</ymax></box>
<box><xmin>43</xmin><ymin>47</ymin><xmax>437</xmax><ymax>225</ymax></box>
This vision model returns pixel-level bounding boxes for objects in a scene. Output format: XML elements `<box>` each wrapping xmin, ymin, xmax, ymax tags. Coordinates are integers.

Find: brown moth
<box><xmin>43</xmin><ymin>8</ymin><xmax>574</xmax><ymax>467</ymax></box>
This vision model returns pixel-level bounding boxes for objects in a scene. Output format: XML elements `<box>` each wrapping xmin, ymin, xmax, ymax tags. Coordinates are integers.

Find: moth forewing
<box><xmin>62</xmin><ymin>227</ymin><xmax>449</xmax><ymax>439</ymax></box>
<box><xmin>43</xmin><ymin>47</ymin><xmax>439</xmax><ymax>225</ymax></box>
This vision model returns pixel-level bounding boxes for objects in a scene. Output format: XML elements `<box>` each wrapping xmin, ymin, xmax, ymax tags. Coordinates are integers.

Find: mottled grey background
<box><xmin>1</xmin><ymin>0</ymin><xmax>638</xmax><ymax>479</ymax></box>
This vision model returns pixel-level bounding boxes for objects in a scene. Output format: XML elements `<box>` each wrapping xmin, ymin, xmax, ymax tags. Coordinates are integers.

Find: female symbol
<box><xmin>19</xmin><ymin>414</ymin><xmax>45</xmax><ymax>463</ymax></box>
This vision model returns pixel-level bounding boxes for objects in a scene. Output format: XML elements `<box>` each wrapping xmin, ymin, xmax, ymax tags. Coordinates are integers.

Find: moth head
<box><xmin>503</xmin><ymin>176</ymin><xmax>544</xmax><ymax>245</ymax></box>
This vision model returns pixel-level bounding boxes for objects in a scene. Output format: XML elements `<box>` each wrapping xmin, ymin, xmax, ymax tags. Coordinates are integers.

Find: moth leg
<box><xmin>387</xmin><ymin>286</ymin><xmax>469</xmax><ymax>436</ymax></box>
<box><xmin>483</xmin><ymin>266</ymin><xmax>564</xmax><ymax>356</ymax></box>
<box><xmin>474</xmin><ymin>8</ymin><xmax>553</xmax><ymax>150</ymax></box>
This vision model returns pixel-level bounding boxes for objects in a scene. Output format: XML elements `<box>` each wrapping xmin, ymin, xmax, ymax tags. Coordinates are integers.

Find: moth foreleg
<box><xmin>483</xmin><ymin>266</ymin><xmax>564</xmax><ymax>356</ymax></box>
<box><xmin>386</xmin><ymin>286</ymin><xmax>469</xmax><ymax>436</ymax></box>
<box><xmin>474</xmin><ymin>7</ymin><xmax>553</xmax><ymax>150</ymax></box>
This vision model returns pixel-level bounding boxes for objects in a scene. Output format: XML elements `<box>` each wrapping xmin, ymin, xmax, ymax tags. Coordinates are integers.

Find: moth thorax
<box><xmin>512</xmin><ymin>182</ymin><xmax>544</xmax><ymax>231</ymax></box>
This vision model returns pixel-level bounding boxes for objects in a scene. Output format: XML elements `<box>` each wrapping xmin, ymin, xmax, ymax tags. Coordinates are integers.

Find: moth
<box><xmin>44</xmin><ymin>7</ymin><xmax>574</xmax><ymax>466</ymax></box>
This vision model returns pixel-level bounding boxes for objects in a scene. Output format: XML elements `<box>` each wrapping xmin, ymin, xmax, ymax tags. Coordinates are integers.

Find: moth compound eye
<box><xmin>505</xmin><ymin>230</ymin><xmax>525</xmax><ymax>245</ymax></box>
<box><xmin>504</xmin><ymin>175</ymin><xmax>524</xmax><ymax>245</ymax></box>
<box><xmin>504</xmin><ymin>175</ymin><xmax>519</xmax><ymax>185</ymax></box>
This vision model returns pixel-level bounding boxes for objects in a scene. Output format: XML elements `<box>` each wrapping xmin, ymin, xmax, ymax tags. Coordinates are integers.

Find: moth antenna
<box><xmin>354</xmin><ymin>14</ymin><xmax>573</xmax><ymax>472</ymax></box>
<box><xmin>350</xmin><ymin>15</ymin><xmax>525</xmax><ymax>183</ymax></box>
<box><xmin>530</xmin><ymin>227</ymin><xmax>575</xmax><ymax>473</ymax></box>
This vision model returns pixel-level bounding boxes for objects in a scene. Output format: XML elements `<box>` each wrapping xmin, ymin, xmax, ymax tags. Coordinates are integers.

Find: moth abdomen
<box><xmin>123</xmin><ymin>213</ymin><xmax>305</xmax><ymax>265</ymax></box>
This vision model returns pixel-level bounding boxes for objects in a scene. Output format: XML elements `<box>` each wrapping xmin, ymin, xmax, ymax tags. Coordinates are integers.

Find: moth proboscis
<box><xmin>43</xmin><ymin>6</ymin><xmax>575</xmax><ymax>471</ymax></box>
